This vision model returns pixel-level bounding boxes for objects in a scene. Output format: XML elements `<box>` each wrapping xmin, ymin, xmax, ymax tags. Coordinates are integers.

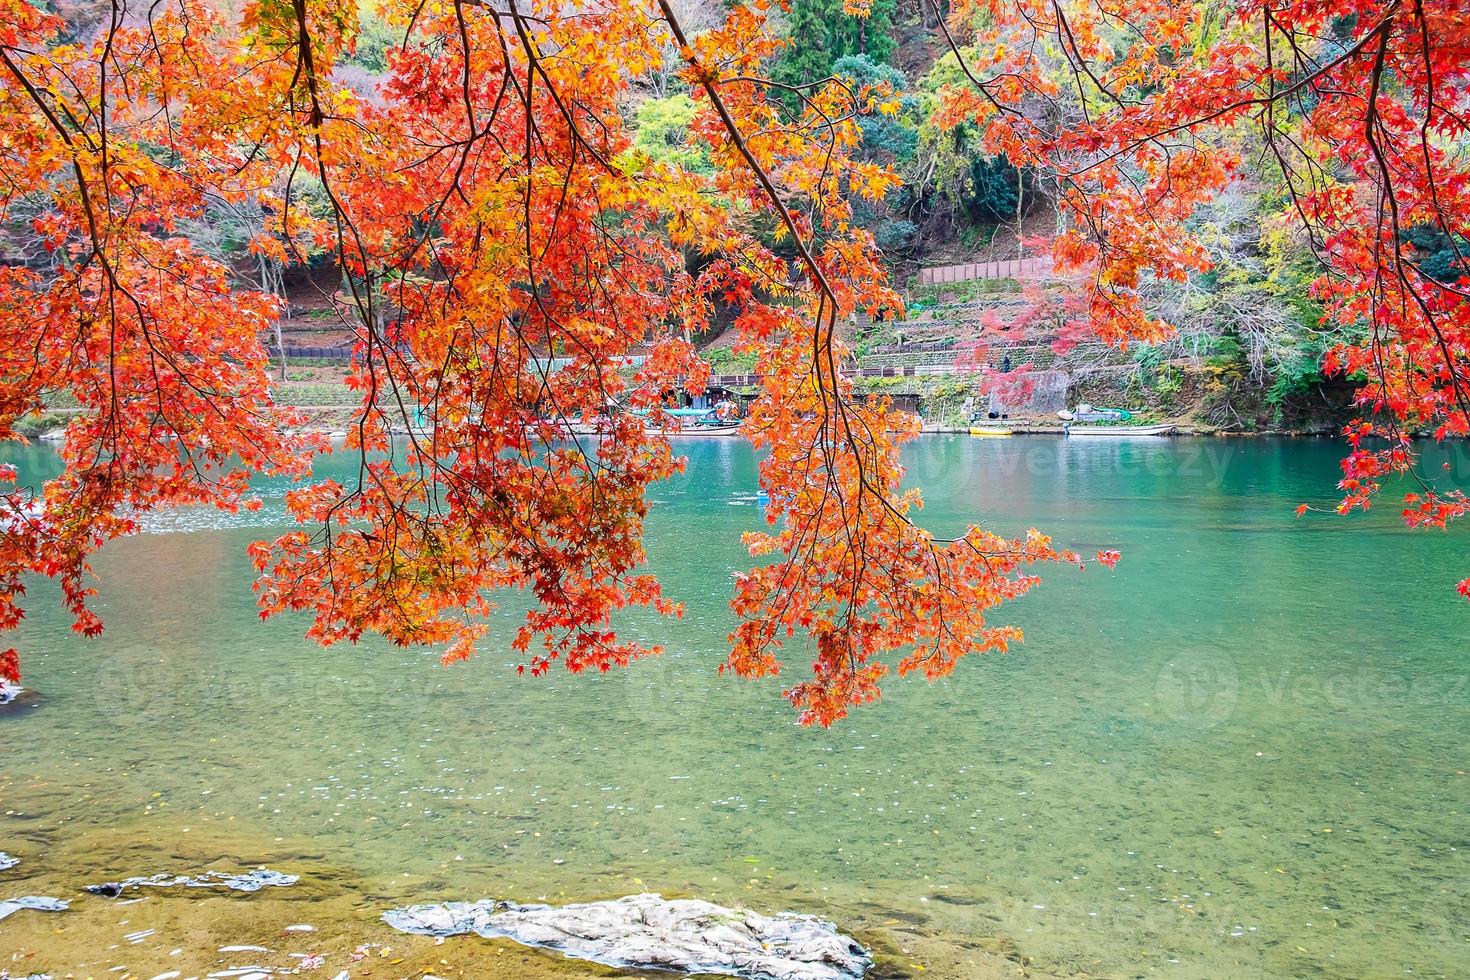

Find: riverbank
<box><xmin>10</xmin><ymin>412</ymin><xmax>1410</xmax><ymax>442</ymax></box>
<box><xmin>14</xmin><ymin>349</ymin><xmax>1368</xmax><ymax>444</ymax></box>
<box><xmin>919</xmin><ymin>423</ymin><xmax>1353</xmax><ymax>436</ymax></box>
<box><xmin>15</xmin><ymin>389</ymin><xmax>1413</xmax><ymax>442</ymax></box>
<box><xmin>0</xmin><ymin>810</ymin><xmax>1051</xmax><ymax>980</ymax></box>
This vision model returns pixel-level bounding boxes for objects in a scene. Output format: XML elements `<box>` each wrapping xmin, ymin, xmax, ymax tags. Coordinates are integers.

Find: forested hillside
<box><xmin>10</xmin><ymin>0</ymin><xmax>1442</xmax><ymax>434</ymax></box>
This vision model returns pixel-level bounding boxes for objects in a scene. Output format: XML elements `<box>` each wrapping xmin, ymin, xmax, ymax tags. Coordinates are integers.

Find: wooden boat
<box><xmin>664</xmin><ymin>421</ymin><xmax>743</xmax><ymax>438</ymax></box>
<box><xmin>553</xmin><ymin>418</ymin><xmax>743</xmax><ymax>438</ymax></box>
<box><xmin>968</xmin><ymin>426</ymin><xmax>1013</xmax><ymax>437</ymax></box>
<box><xmin>1066</xmin><ymin>422</ymin><xmax>1177</xmax><ymax>437</ymax></box>
<box><xmin>632</xmin><ymin>406</ymin><xmax>743</xmax><ymax>437</ymax></box>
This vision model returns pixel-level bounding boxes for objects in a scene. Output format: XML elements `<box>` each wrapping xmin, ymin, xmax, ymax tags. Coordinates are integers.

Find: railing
<box><xmin>280</xmin><ymin>345</ymin><xmax>354</xmax><ymax>360</ymax></box>
<box><xmin>272</xmin><ymin>345</ymin><xmax>1125</xmax><ymax>387</ymax></box>
<box><xmin>710</xmin><ymin>364</ymin><xmax>976</xmax><ymax>386</ymax></box>
<box><xmin>277</xmin><ymin>348</ymin><xmax>651</xmax><ymax>370</ymax></box>
<box><xmin>916</xmin><ymin>256</ymin><xmax>1055</xmax><ymax>286</ymax></box>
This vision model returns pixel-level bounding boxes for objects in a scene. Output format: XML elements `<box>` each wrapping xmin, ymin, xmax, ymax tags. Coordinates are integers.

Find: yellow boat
<box><xmin>968</xmin><ymin>426</ymin><xmax>1014</xmax><ymax>437</ymax></box>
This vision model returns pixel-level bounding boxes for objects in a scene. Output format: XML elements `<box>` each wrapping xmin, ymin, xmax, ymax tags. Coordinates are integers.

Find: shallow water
<box><xmin>2</xmin><ymin>435</ymin><xmax>1468</xmax><ymax>978</ymax></box>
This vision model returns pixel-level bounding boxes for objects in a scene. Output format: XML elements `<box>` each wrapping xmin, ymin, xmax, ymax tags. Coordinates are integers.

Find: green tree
<box><xmin>908</xmin><ymin>52</ymin><xmax>1034</xmax><ymax>232</ymax></box>
<box><xmin>833</xmin><ymin>55</ymin><xmax>919</xmax><ymax>254</ymax></box>
<box><xmin>833</xmin><ymin>55</ymin><xmax>916</xmax><ymax>163</ymax></box>
<box><xmin>349</xmin><ymin>12</ymin><xmax>398</xmax><ymax>72</ymax></box>
<box><xmin>627</xmin><ymin>95</ymin><xmax>712</xmax><ymax>174</ymax></box>
<box><xmin>772</xmin><ymin>0</ymin><xmax>896</xmax><ymax>90</ymax></box>
<box><xmin>1403</xmin><ymin>224</ymin><xmax>1468</xmax><ymax>285</ymax></box>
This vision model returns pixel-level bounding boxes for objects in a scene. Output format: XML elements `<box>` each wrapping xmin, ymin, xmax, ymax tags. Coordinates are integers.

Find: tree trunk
<box><xmin>260</xmin><ymin>254</ymin><xmax>287</xmax><ymax>381</ymax></box>
<box><xmin>1015</xmin><ymin>168</ymin><xmax>1024</xmax><ymax>259</ymax></box>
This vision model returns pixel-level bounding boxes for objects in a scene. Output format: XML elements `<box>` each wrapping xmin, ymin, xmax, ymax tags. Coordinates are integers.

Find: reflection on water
<box><xmin>2</xmin><ymin>436</ymin><xmax>1468</xmax><ymax>978</ymax></box>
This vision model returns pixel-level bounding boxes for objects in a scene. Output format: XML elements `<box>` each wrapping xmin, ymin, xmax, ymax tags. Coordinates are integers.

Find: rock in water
<box><xmin>382</xmin><ymin>892</ymin><xmax>870</xmax><ymax>980</ymax></box>
<box><xmin>0</xmin><ymin>851</ymin><xmax>18</xmax><ymax>871</ymax></box>
<box><xmin>0</xmin><ymin>895</ymin><xmax>69</xmax><ymax>921</ymax></box>
<box><xmin>84</xmin><ymin>869</ymin><xmax>297</xmax><ymax>896</ymax></box>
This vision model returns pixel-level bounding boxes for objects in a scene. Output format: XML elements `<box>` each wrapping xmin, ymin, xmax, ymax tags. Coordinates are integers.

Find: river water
<box><xmin>1</xmin><ymin>435</ymin><xmax>1467</xmax><ymax>978</ymax></box>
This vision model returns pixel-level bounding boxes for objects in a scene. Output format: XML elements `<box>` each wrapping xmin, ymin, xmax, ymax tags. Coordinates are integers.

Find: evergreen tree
<box><xmin>773</xmin><ymin>0</ymin><xmax>897</xmax><ymax>89</ymax></box>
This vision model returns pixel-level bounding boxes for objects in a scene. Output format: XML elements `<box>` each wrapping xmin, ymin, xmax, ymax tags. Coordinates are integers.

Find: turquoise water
<box><xmin>2</xmin><ymin>436</ymin><xmax>1468</xmax><ymax>977</ymax></box>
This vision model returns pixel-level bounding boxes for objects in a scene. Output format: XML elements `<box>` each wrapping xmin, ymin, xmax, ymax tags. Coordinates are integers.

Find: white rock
<box><xmin>0</xmin><ymin>895</ymin><xmax>69</xmax><ymax>921</ymax></box>
<box><xmin>383</xmin><ymin>892</ymin><xmax>870</xmax><ymax>980</ymax></box>
<box><xmin>86</xmin><ymin>869</ymin><xmax>297</xmax><ymax>896</ymax></box>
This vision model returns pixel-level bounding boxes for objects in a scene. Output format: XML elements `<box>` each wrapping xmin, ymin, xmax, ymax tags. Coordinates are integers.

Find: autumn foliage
<box><xmin>1</xmin><ymin>0</ymin><xmax>1466</xmax><ymax>722</ymax></box>
<box><xmin>935</xmin><ymin>0</ymin><xmax>1470</xmax><ymax>532</ymax></box>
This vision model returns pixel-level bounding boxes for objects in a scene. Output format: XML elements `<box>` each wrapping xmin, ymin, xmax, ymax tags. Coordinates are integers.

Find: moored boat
<box><xmin>551</xmin><ymin>415</ymin><xmax>743</xmax><ymax>438</ymax></box>
<box><xmin>1058</xmin><ymin>403</ymin><xmax>1133</xmax><ymax>423</ymax></box>
<box><xmin>1066</xmin><ymin>422</ymin><xmax>1176</xmax><ymax>436</ymax></box>
<box><xmin>633</xmin><ymin>405</ymin><xmax>743</xmax><ymax>437</ymax></box>
<box><xmin>968</xmin><ymin>426</ymin><xmax>1013</xmax><ymax>437</ymax></box>
<box><xmin>664</xmin><ymin>421</ymin><xmax>743</xmax><ymax>437</ymax></box>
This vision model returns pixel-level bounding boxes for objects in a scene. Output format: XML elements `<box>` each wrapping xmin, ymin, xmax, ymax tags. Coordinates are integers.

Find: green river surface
<box><xmin>2</xmin><ymin>435</ymin><xmax>1468</xmax><ymax>978</ymax></box>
